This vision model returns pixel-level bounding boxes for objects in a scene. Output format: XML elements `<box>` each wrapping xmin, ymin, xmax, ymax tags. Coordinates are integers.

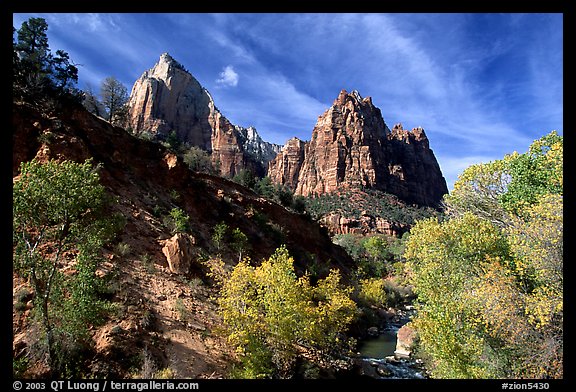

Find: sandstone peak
<box><xmin>268</xmin><ymin>89</ymin><xmax>448</xmax><ymax>207</ymax></box>
<box><xmin>145</xmin><ymin>53</ymin><xmax>190</xmax><ymax>82</ymax></box>
<box><xmin>159</xmin><ymin>52</ymin><xmax>174</xmax><ymax>63</ymax></box>
<box><xmin>127</xmin><ymin>53</ymin><xmax>280</xmax><ymax>177</ymax></box>
<box><xmin>335</xmin><ymin>89</ymin><xmax>373</xmax><ymax>107</ymax></box>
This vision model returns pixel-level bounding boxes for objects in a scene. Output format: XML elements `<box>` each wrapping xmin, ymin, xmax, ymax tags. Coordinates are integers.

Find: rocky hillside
<box><xmin>127</xmin><ymin>53</ymin><xmax>281</xmax><ymax>178</ymax></box>
<box><xmin>13</xmin><ymin>99</ymin><xmax>355</xmax><ymax>378</ymax></box>
<box><xmin>268</xmin><ymin>90</ymin><xmax>448</xmax><ymax>207</ymax></box>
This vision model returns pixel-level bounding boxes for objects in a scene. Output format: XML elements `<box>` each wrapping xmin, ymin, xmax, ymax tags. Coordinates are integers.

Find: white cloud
<box><xmin>216</xmin><ymin>65</ymin><xmax>239</xmax><ymax>87</ymax></box>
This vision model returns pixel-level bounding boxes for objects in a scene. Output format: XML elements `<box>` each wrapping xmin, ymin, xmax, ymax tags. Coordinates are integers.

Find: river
<box><xmin>353</xmin><ymin>309</ymin><xmax>427</xmax><ymax>379</ymax></box>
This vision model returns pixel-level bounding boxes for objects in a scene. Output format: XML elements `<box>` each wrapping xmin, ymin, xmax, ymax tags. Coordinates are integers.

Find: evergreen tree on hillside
<box><xmin>13</xmin><ymin>17</ymin><xmax>79</xmax><ymax>99</ymax></box>
<box><xmin>82</xmin><ymin>84</ymin><xmax>107</xmax><ymax>118</ymax></box>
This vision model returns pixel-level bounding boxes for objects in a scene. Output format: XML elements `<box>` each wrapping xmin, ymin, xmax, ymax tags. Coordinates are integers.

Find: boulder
<box><xmin>367</xmin><ymin>326</ymin><xmax>379</xmax><ymax>337</ymax></box>
<box><xmin>160</xmin><ymin>233</ymin><xmax>195</xmax><ymax>275</ymax></box>
<box><xmin>394</xmin><ymin>324</ymin><xmax>417</xmax><ymax>359</ymax></box>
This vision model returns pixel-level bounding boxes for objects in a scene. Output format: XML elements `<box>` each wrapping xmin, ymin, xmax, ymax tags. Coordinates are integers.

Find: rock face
<box><xmin>127</xmin><ymin>53</ymin><xmax>281</xmax><ymax>177</ymax></box>
<box><xmin>320</xmin><ymin>212</ymin><xmax>409</xmax><ymax>237</ymax></box>
<box><xmin>235</xmin><ymin>125</ymin><xmax>282</xmax><ymax>174</ymax></box>
<box><xmin>268</xmin><ymin>89</ymin><xmax>448</xmax><ymax>207</ymax></box>
<box><xmin>267</xmin><ymin>137</ymin><xmax>306</xmax><ymax>190</ymax></box>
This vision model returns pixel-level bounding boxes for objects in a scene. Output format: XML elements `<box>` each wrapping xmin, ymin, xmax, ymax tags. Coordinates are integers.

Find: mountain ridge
<box><xmin>268</xmin><ymin>89</ymin><xmax>448</xmax><ymax>207</ymax></box>
<box><xmin>126</xmin><ymin>53</ymin><xmax>281</xmax><ymax>177</ymax></box>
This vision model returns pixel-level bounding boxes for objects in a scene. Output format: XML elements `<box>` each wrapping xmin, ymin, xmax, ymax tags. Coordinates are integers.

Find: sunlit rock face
<box><xmin>127</xmin><ymin>53</ymin><xmax>280</xmax><ymax>177</ymax></box>
<box><xmin>268</xmin><ymin>89</ymin><xmax>448</xmax><ymax>207</ymax></box>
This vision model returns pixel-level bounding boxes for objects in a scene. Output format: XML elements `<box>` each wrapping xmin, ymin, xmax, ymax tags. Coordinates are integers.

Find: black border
<box><xmin>5</xmin><ymin>0</ymin><xmax>572</xmax><ymax>390</ymax></box>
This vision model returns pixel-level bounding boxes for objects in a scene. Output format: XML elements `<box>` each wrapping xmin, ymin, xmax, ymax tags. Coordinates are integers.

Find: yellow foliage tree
<box><xmin>218</xmin><ymin>246</ymin><xmax>357</xmax><ymax>378</ymax></box>
<box><xmin>405</xmin><ymin>131</ymin><xmax>563</xmax><ymax>379</ymax></box>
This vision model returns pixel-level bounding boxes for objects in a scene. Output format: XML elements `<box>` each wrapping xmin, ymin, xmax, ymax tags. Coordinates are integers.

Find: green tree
<box><xmin>14</xmin><ymin>18</ymin><xmax>78</xmax><ymax>98</ymax></box>
<box><xmin>254</xmin><ymin>176</ymin><xmax>275</xmax><ymax>199</ymax></box>
<box><xmin>100</xmin><ymin>76</ymin><xmax>129</xmax><ymax>124</ymax></box>
<box><xmin>500</xmin><ymin>131</ymin><xmax>563</xmax><ymax>214</ymax></box>
<box><xmin>183</xmin><ymin>146</ymin><xmax>214</xmax><ymax>174</ymax></box>
<box><xmin>362</xmin><ymin>235</ymin><xmax>391</xmax><ymax>276</ymax></box>
<box><xmin>404</xmin><ymin>214</ymin><xmax>511</xmax><ymax>378</ymax></box>
<box><xmin>165</xmin><ymin>130</ymin><xmax>180</xmax><ymax>151</ymax></box>
<box><xmin>13</xmin><ymin>159</ymin><xmax>118</xmax><ymax>376</ymax></box>
<box><xmin>274</xmin><ymin>185</ymin><xmax>293</xmax><ymax>208</ymax></box>
<box><xmin>333</xmin><ymin>233</ymin><xmax>365</xmax><ymax>261</ymax></box>
<box><xmin>212</xmin><ymin>222</ymin><xmax>228</xmax><ymax>252</ymax></box>
<box><xmin>232</xmin><ymin>169</ymin><xmax>256</xmax><ymax>189</ymax></box>
<box><xmin>82</xmin><ymin>84</ymin><xmax>106</xmax><ymax>118</ymax></box>
<box><xmin>231</xmin><ymin>228</ymin><xmax>249</xmax><ymax>262</ymax></box>
<box><xmin>13</xmin><ymin>26</ymin><xmax>20</xmax><ymax>82</ymax></box>
<box><xmin>443</xmin><ymin>158</ymin><xmax>510</xmax><ymax>227</ymax></box>
<box><xmin>219</xmin><ymin>246</ymin><xmax>357</xmax><ymax>378</ymax></box>
<box><xmin>357</xmin><ymin>277</ymin><xmax>387</xmax><ymax>308</ymax></box>
<box><xmin>444</xmin><ymin>131</ymin><xmax>563</xmax><ymax>224</ymax></box>
<box><xmin>405</xmin><ymin>132</ymin><xmax>563</xmax><ymax>379</ymax></box>
<box><xmin>51</xmin><ymin>50</ymin><xmax>79</xmax><ymax>91</ymax></box>
<box><xmin>14</xmin><ymin>17</ymin><xmax>51</xmax><ymax>90</ymax></box>
<box><xmin>291</xmin><ymin>195</ymin><xmax>307</xmax><ymax>214</ymax></box>
<box><xmin>165</xmin><ymin>207</ymin><xmax>190</xmax><ymax>234</ymax></box>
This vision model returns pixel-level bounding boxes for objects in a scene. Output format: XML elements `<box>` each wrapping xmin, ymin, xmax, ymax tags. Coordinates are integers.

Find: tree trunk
<box><xmin>40</xmin><ymin>296</ymin><xmax>60</xmax><ymax>376</ymax></box>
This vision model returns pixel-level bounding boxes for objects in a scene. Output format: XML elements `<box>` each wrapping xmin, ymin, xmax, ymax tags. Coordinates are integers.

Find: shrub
<box><xmin>114</xmin><ymin>242</ymin><xmax>132</xmax><ymax>257</ymax></box>
<box><xmin>232</xmin><ymin>169</ymin><xmax>256</xmax><ymax>189</ymax></box>
<box><xmin>164</xmin><ymin>207</ymin><xmax>189</xmax><ymax>234</ymax></box>
<box><xmin>183</xmin><ymin>146</ymin><xmax>214</xmax><ymax>174</ymax></box>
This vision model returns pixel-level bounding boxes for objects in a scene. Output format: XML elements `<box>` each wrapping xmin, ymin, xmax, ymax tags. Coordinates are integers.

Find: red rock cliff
<box><xmin>268</xmin><ymin>89</ymin><xmax>448</xmax><ymax>207</ymax></box>
<box><xmin>127</xmin><ymin>53</ymin><xmax>279</xmax><ymax>177</ymax></box>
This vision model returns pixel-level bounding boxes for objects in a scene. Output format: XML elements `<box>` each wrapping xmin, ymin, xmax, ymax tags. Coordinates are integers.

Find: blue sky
<box><xmin>12</xmin><ymin>13</ymin><xmax>563</xmax><ymax>190</ymax></box>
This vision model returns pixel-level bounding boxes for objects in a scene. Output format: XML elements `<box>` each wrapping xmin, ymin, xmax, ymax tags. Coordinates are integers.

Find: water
<box><xmin>354</xmin><ymin>322</ymin><xmax>426</xmax><ymax>379</ymax></box>
<box><xmin>357</xmin><ymin>329</ymin><xmax>397</xmax><ymax>358</ymax></box>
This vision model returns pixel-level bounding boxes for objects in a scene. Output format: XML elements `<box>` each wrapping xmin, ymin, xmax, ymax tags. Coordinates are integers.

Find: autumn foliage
<box><xmin>218</xmin><ymin>246</ymin><xmax>357</xmax><ymax>378</ymax></box>
<box><xmin>404</xmin><ymin>131</ymin><xmax>563</xmax><ymax>378</ymax></box>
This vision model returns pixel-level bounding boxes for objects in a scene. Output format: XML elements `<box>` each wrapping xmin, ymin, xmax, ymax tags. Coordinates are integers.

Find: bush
<box><xmin>183</xmin><ymin>146</ymin><xmax>215</xmax><ymax>174</ymax></box>
<box><xmin>164</xmin><ymin>207</ymin><xmax>189</xmax><ymax>234</ymax></box>
<box><xmin>232</xmin><ymin>169</ymin><xmax>256</xmax><ymax>189</ymax></box>
<box><xmin>254</xmin><ymin>177</ymin><xmax>275</xmax><ymax>199</ymax></box>
<box><xmin>114</xmin><ymin>242</ymin><xmax>132</xmax><ymax>257</ymax></box>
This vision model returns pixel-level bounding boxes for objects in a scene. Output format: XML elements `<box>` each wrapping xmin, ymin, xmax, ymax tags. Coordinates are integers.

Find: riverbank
<box><xmin>349</xmin><ymin>305</ymin><xmax>427</xmax><ymax>379</ymax></box>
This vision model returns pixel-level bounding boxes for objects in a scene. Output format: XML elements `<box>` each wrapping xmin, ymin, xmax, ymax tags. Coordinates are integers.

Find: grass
<box><xmin>114</xmin><ymin>242</ymin><xmax>132</xmax><ymax>257</ymax></box>
<box><xmin>140</xmin><ymin>254</ymin><xmax>156</xmax><ymax>274</ymax></box>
